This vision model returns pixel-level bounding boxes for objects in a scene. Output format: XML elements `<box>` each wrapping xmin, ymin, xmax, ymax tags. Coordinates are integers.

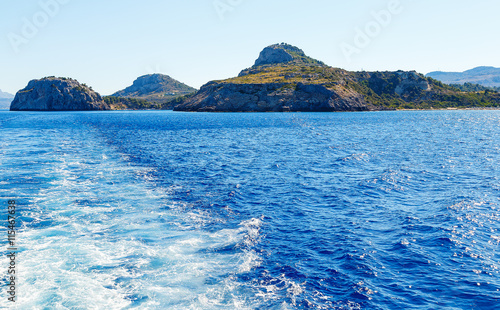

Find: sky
<box><xmin>1</xmin><ymin>0</ymin><xmax>499</xmax><ymax>95</ymax></box>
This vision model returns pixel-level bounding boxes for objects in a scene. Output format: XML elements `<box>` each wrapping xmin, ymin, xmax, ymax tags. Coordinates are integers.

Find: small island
<box><xmin>10</xmin><ymin>77</ymin><xmax>110</xmax><ymax>111</ymax></box>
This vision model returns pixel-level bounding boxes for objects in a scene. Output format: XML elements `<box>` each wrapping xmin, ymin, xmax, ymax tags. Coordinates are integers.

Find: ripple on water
<box><xmin>1</xmin><ymin>110</ymin><xmax>500</xmax><ymax>309</ymax></box>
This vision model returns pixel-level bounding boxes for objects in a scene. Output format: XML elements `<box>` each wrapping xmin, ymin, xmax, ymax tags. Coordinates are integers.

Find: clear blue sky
<box><xmin>1</xmin><ymin>0</ymin><xmax>499</xmax><ymax>95</ymax></box>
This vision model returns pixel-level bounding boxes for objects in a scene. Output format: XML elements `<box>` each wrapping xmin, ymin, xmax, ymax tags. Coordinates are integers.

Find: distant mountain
<box><xmin>427</xmin><ymin>66</ymin><xmax>500</xmax><ymax>87</ymax></box>
<box><xmin>112</xmin><ymin>74</ymin><xmax>197</xmax><ymax>108</ymax></box>
<box><xmin>174</xmin><ymin>43</ymin><xmax>500</xmax><ymax>112</ymax></box>
<box><xmin>0</xmin><ymin>89</ymin><xmax>14</xmax><ymax>99</ymax></box>
<box><xmin>0</xmin><ymin>89</ymin><xmax>14</xmax><ymax>109</ymax></box>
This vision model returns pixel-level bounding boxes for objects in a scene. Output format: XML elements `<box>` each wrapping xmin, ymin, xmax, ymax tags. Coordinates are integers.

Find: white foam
<box><xmin>0</xmin><ymin>125</ymin><xmax>267</xmax><ymax>309</ymax></box>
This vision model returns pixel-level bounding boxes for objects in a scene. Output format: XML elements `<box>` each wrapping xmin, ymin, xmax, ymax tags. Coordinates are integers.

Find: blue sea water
<box><xmin>1</xmin><ymin>110</ymin><xmax>500</xmax><ymax>309</ymax></box>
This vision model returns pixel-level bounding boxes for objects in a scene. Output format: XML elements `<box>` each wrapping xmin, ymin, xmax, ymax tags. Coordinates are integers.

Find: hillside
<box><xmin>427</xmin><ymin>66</ymin><xmax>500</xmax><ymax>88</ymax></box>
<box><xmin>103</xmin><ymin>96</ymin><xmax>163</xmax><ymax>110</ymax></box>
<box><xmin>112</xmin><ymin>74</ymin><xmax>197</xmax><ymax>108</ymax></box>
<box><xmin>174</xmin><ymin>44</ymin><xmax>500</xmax><ymax>112</ymax></box>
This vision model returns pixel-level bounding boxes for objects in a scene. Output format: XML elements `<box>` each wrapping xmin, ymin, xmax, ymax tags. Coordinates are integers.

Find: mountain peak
<box><xmin>112</xmin><ymin>73</ymin><xmax>197</xmax><ymax>98</ymax></box>
<box><xmin>238</xmin><ymin>43</ymin><xmax>325</xmax><ymax>77</ymax></box>
<box><xmin>254</xmin><ymin>43</ymin><xmax>324</xmax><ymax>67</ymax></box>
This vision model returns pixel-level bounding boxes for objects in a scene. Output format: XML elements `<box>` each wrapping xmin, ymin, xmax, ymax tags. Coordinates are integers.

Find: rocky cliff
<box><xmin>254</xmin><ymin>44</ymin><xmax>294</xmax><ymax>67</ymax></box>
<box><xmin>175</xmin><ymin>43</ymin><xmax>494</xmax><ymax>112</ymax></box>
<box><xmin>175</xmin><ymin>81</ymin><xmax>370</xmax><ymax>112</ymax></box>
<box><xmin>10</xmin><ymin>77</ymin><xmax>109</xmax><ymax>111</ymax></box>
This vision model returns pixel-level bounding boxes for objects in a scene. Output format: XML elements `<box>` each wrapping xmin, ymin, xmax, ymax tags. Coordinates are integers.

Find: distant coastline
<box><xmin>6</xmin><ymin>44</ymin><xmax>500</xmax><ymax>113</ymax></box>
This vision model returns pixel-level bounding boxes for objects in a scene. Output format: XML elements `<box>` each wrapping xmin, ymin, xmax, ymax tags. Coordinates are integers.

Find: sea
<box><xmin>0</xmin><ymin>110</ymin><xmax>499</xmax><ymax>309</ymax></box>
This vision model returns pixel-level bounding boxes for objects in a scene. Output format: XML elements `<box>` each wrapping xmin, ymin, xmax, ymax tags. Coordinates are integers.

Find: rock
<box><xmin>394</xmin><ymin>71</ymin><xmax>430</xmax><ymax>96</ymax></box>
<box><xmin>174</xmin><ymin>82</ymin><xmax>370</xmax><ymax>112</ymax></box>
<box><xmin>254</xmin><ymin>46</ymin><xmax>294</xmax><ymax>67</ymax></box>
<box><xmin>239</xmin><ymin>43</ymin><xmax>325</xmax><ymax>77</ymax></box>
<box><xmin>10</xmin><ymin>77</ymin><xmax>109</xmax><ymax>111</ymax></box>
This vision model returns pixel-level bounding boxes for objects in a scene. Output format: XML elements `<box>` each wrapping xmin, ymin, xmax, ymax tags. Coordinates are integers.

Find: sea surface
<box><xmin>1</xmin><ymin>110</ymin><xmax>500</xmax><ymax>309</ymax></box>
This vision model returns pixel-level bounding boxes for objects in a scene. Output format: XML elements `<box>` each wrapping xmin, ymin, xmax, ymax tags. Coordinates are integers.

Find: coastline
<box><xmin>4</xmin><ymin>106</ymin><xmax>500</xmax><ymax>113</ymax></box>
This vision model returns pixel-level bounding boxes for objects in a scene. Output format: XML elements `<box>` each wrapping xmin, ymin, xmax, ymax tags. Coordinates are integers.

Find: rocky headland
<box><xmin>10</xmin><ymin>77</ymin><xmax>109</xmax><ymax>111</ymax></box>
<box><xmin>174</xmin><ymin>43</ymin><xmax>500</xmax><ymax>112</ymax></box>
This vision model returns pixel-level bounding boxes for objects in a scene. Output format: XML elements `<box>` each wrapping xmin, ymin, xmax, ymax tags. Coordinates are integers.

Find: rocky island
<box><xmin>10</xmin><ymin>77</ymin><xmax>109</xmax><ymax>111</ymax></box>
<box><xmin>174</xmin><ymin>43</ymin><xmax>500</xmax><ymax>112</ymax></box>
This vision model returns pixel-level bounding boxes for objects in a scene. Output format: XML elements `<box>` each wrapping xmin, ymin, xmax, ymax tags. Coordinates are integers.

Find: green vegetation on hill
<box><xmin>352</xmin><ymin>76</ymin><xmax>500</xmax><ymax>110</ymax></box>
<box><xmin>31</xmin><ymin>46</ymin><xmax>500</xmax><ymax>112</ymax></box>
<box><xmin>273</xmin><ymin>43</ymin><xmax>325</xmax><ymax>66</ymax></box>
<box><xmin>104</xmin><ymin>94</ymin><xmax>197</xmax><ymax>110</ymax></box>
<box><xmin>108</xmin><ymin>73</ymin><xmax>198</xmax><ymax>110</ymax></box>
<box><xmin>104</xmin><ymin>96</ymin><xmax>161</xmax><ymax>110</ymax></box>
<box><xmin>216</xmin><ymin>49</ymin><xmax>500</xmax><ymax>111</ymax></box>
<box><xmin>112</xmin><ymin>74</ymin><xmax>197</xmax><ymax>105</ymax></box>
<box><xmin>228</xmin><ymin>64</ymin><xmax>342</xmax><ymax>84</ymax></box>
<box><xmin>449</xmin><ymin>82</ymin><xmax>500</xmax><ymax>93</ymax></box>
<box><xmin>163</xmin><ymin>92</ymin><xmax>196</xmax><ymax>108</ymax></box>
